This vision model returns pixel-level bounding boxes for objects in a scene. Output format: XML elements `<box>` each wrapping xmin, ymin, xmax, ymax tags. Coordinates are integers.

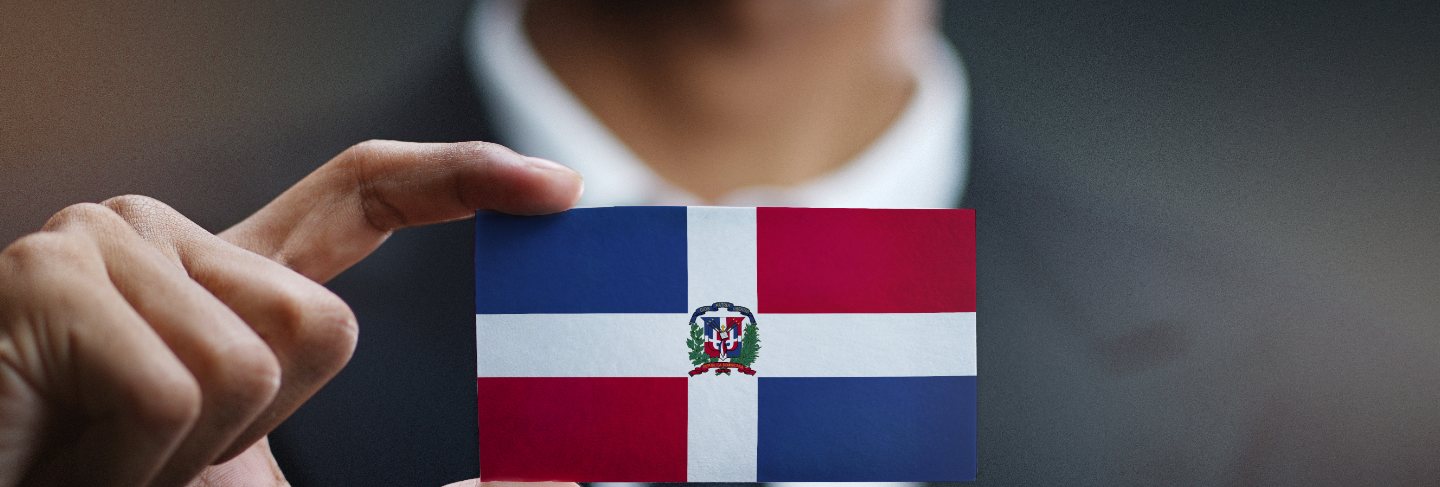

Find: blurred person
<box><xmin>4</xmin><ymin>0</ymin><xmax>1440</xmax><ymax>486</ymax></box>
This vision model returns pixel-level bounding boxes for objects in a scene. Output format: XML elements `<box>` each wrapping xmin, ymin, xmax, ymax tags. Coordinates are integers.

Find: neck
<box><xmin>525</xmin><ymin>0</ymin><xmax>935</xmax><ymax>201</ymax></box>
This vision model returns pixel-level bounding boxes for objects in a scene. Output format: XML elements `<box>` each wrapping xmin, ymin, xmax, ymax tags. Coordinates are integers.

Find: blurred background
<box><xmin>2</xmin><ymin>0</ymin><xmax>1438</xmax><ymax>484</ymax></box>
<box><xmin>1</xmin><ymin>0</ymin><xmax>474</xmax><ymax>235</ymax></box>
<box><xmin>3</xmin><ymin>0</ymin><xmax>1436</xmax><ymax>272</ymax></box>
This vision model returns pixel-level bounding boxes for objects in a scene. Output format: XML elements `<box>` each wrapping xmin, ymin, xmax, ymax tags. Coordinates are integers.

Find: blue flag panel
<box><xmin>475</xmin><ymin>207</ymin><xmax>688</xmax><ymax>314</ymax></box>
<box><xmin>756</xmin><ymin>376</ymin><xmax>977</xmax><ymax>481</ymax></box>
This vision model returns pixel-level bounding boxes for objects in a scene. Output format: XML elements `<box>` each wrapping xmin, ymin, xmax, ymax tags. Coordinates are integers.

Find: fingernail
<box><xmin>525</xmin><ymin>157</ymin><xmax>584</xmax><ymax>205</ymax></box>
<box><xmin>524</xmin><ymin>156</ymin><xmax>572</xmax><ymax>173</ymax></box>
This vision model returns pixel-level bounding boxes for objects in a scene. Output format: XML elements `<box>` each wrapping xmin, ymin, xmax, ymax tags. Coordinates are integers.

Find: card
<box><xmin>473</xmin><ymin>206</ymin><xmax>976</xmax><ymax>482</ymax></box>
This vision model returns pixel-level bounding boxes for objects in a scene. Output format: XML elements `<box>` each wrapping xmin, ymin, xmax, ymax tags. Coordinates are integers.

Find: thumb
<box><xmin>220</xmin><ymin>140</ymin><xmax>583</xmax><ymax>282</ymax></box>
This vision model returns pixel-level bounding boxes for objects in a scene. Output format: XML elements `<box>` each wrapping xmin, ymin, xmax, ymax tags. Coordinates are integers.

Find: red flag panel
<box><xmin>477</xmin><ymin>377</ymin><xmax>688</xmax><ymax>481</ymax></box>
<box><xmin>756</xmin><ymin>208</ymin><xmax>975</xmax><ymax>313</ymax></box>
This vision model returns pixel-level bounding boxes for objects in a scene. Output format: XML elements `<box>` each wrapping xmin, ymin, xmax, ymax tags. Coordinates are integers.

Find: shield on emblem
<box><xmin>687</xmin><ymin>301</ymin><xmax>760</xmax><ymax>377</ymax></box>
<box><xmin>701</xmin><ymin>316</ymin><xmax>745</xmax><ymax>359</ymax></box>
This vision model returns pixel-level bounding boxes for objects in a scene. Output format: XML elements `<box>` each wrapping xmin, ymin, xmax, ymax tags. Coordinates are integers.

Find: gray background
<box><xmin>4</xmin><ymin>0</ymin><xmax>1436</xmax><ymax>289</ymax></box>
<box><xmin>3</xmin><ymin>0</ymin><xmax>1438</xmax><ymax>484</ymax></box>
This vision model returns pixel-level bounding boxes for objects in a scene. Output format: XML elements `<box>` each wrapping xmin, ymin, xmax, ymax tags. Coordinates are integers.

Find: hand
<box><xmin>0</xmin><ymin>141</ymin><xmax>583</xmax><ymax>486</ymax></box>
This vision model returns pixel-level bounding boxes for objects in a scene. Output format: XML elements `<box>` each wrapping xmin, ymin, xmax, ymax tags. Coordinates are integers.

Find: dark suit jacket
<box><xmin>266</xmin><ymin>2</ymin><xmax>1440</xmax><ymax>485</ymax></box>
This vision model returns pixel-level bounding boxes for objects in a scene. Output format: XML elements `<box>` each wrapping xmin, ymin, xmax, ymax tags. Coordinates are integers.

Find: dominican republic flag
<box><xmin>474</xmin><ymin>206</ymin><xmax>976</xmax><ymax>482</ymax></box>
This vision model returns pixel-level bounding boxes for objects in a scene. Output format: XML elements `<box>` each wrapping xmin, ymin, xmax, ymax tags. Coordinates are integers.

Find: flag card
<box><xmin>474</xmin><ymin>206</ymin><xmax>976</xmax><ymax>482</ymax></box>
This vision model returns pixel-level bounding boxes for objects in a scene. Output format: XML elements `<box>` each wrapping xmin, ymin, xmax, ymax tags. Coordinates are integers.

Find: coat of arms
<box><xmin>686</xmin><ymin>302</ymin><xmax>760</xmax><ymax>376</ymax></box>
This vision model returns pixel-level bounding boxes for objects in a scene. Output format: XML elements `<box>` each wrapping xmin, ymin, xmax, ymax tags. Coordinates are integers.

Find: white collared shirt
<box><xmin>468</xmin><ymin>0</ymin><xmax>970</xmax><ymax>209</ymax></box>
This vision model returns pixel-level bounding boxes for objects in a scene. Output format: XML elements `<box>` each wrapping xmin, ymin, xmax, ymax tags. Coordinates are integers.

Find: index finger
<box><xmin>221</xmin><ymin>140</ymin><xmax>583</xmax><ymax>282</ymax></box>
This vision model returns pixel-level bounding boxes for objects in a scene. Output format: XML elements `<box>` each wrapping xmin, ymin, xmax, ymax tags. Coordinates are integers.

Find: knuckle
<box><xmin>4</xmin><ymin>233</ymin><xmax>72</xmax><ymax>262</ymax></box>
<box><xmin>100</xmin><ymin>194</ymin><xmax>165</xmax><ymax>221</ymax></box>
<box><xmin>42</xmin><ymin>202</ymin><xmax>126</xmax><ymax>232</ymax></box>
<box><xmin>351</xmin><ymin>138</ymin><xmax>390</xmax><ymax>151</ymax></box>
<box><xmin>272</xmin><ymin>286</ymin><xmax>358</xmax><ymax>371</ymax></box>
<box><xmin>100</xmin><ymin>194</ymin><xmax>185</xmax><ymax>242</ymax></box>
<box><xmin>0</xmin><ymin>234</ymin><xmax>103</xmax><ymax>308</ymax></box>
<box><xmin>340</xmin><ymin>140</ymin><xmax>404</xmax><ymax>230</ymax></box>
<box><xmin>1</xmin><ymin>232</ymin><xmax>95</xmax><ymax>270</ymax></box>
<box><xmin>202</xmin><ymin>340</ymin><xmax>282</xmax><ymax>408</ymax></box>
<box><xmin>126</xmin><ymin>367</ymin><xmax>203</xmax><ymax>434</ymax></box>
<box><xmin>341</xmin><ymin>139</ymin><xmax>392</xmax><ymax>165</ymax></box>
<box><xmin>451</xmin><ymin>140</ymin><xmax>517</xmax><ymax>162</ymax></box>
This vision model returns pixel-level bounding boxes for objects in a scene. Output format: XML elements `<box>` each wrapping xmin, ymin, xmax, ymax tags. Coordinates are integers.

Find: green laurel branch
<box><xmin>735</xmin><ymin>321</ymin><xmax>760</xmax><ymax>367</ymax></box>
<box><xmin>686</xmin><ymin>322</ymin><xmax>709</xmax><ymax>366</ymax></box>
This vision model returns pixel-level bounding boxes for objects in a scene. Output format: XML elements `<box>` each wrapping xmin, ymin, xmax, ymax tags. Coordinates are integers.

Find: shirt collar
<box><xmin>467</xmin><ymin>0</ymin><xmax>969</xmax><ymax>209</ymax></box>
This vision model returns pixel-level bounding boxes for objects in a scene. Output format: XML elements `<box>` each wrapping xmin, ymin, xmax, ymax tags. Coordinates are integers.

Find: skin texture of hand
<box><xmin>0</xmin><ymin>140</ymin><xmax>583</xmax><ymax>486</ymax></box>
